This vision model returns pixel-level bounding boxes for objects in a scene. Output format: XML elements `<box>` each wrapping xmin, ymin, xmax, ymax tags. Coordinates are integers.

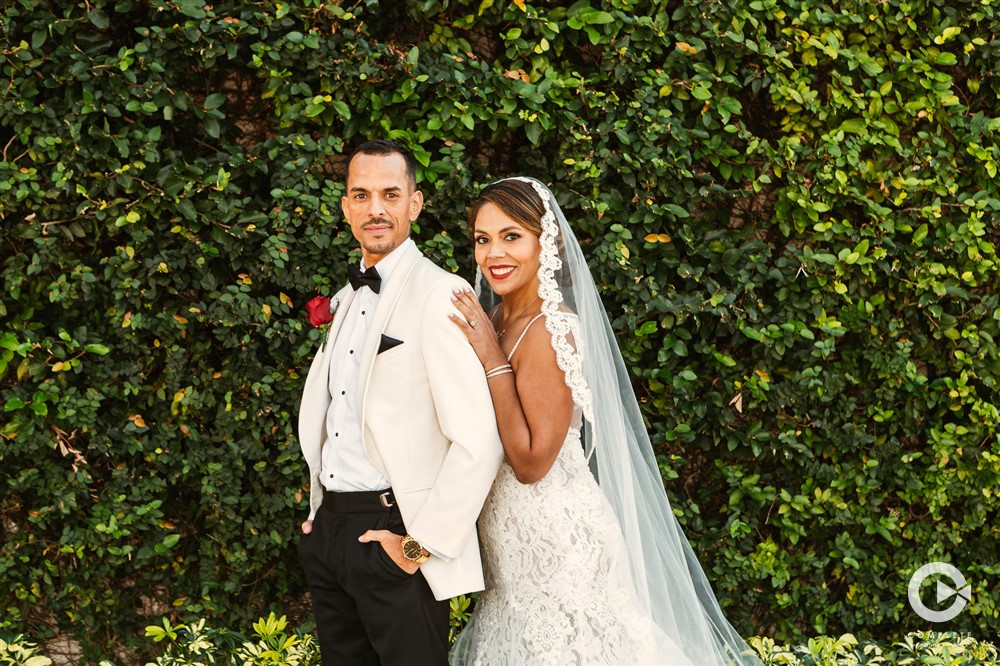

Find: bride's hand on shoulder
<box><xmin>449</xmin><ymin>289</ymin><xmax>505</xmax><ymax>368</ymax></box>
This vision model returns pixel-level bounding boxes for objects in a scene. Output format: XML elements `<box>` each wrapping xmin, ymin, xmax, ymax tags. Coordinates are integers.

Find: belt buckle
<box><xmin>379</xmin><ymin>491</ymin><xmax>394</xmax><ymax>508</ymax></box>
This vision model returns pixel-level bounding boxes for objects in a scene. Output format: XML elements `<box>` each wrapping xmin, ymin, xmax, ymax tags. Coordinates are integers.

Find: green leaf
<box><xmin>177</xmin><ymin>199</ymin><xmax>197</xmax><ymax>221</ymax></box>
<box><xmin>89</xmin><ymin>9</ymin><xmax>110</xmax><ymax>29</ymax></box>
<box><xmin>176</xmin><ymin>0</ymin><xmax>208</xmax><ymax>18</ymax></box>
<box><xmin>665</xmin><ymin>204</ymin><xmax>689</xmax><ymax>218</ymax></box>
<box><xmin>839</xmin><ymin>118</ymin><xmax>865</xmax><ymax>134</ymax></box>
<box><xmin>583</xmin><ymin>10</ymin><xmax>615</xmax><ymax>24</ymax></box>
<box><xmin>525</xmin><ymin>122</ymin><xmax>541</xmax><ymax>145</ymax></box>
<box><xmin>4</xmin><ymin>397</ymin><xmax>25</xmax><ymax>412</ymax></box>
<box><xmin>714</xmin><ymin>352</ymin><xmax>737</xmax><ymax>367</ymax></box>
<box><xmin>204</xmin><ymin>93</ymin><xmax>226</xmax><ymax>111</ymax></box>
<box><xmin>691</xmin><ymin>84</ymin><xmax>712</xmax><ymax>101</ymax></box>
<box><xmin>936</xmin><ymin>26</ymin><xmax>962</xmax><ymax>43</ymax></box>
<box><xmin>637</xmin><ymin>321</ymin><xmax>657</xmax><ymax>336</ymax></box>
<box><xmin>331</xmin><ymin>100</ymin><xmax>351</xmax><ymax>120</ymax></box>
<box><xmin>31</xmin><ymin>28</ymin><xmax>47</xmax><ymax>49</ymax></box>
<box><xmin>859</xmin><ymin>59</ymin><xmax>883</xmax><ymax>76</ymax></box>
<box><xmin>0</xmin><ymin>332</ymin><xmax>18</xmax><ymax>351</ymax></box>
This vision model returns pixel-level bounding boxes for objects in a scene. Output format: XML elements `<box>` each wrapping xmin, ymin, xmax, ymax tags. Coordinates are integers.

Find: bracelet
<box><xmin>486</xmin><ymin>368</ymin><xmax>514</xmax><ymax>379</ymax></box>
<box><xmin>485</xmin><ymin>363</ymin><xmax>512</xmax><ymax>376</ymax></box>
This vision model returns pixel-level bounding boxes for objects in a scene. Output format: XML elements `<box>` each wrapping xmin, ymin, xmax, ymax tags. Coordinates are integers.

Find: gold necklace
<box><xmin>492</xmin><ymin>296</ymin><xmax>540</xmax><ymax>339</ymax></box>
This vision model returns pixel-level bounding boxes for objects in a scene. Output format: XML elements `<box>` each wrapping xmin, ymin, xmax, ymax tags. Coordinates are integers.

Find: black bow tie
<box><xmin>348</xmin><ymin>264</ymin><xmax>382</xmax><ymax>294</ymax></box>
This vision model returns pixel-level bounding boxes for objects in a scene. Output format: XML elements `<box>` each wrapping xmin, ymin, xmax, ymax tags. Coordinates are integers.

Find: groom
<box><xmin>296</xmin><ymin>140</ymin><xmax>503</xmax><ymax>664</ymax></box>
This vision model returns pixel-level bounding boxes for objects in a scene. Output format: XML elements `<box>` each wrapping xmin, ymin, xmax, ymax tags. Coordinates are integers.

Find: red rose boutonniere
<box><xmin>305</xmin><ymin>295</ymin><xmax>339</xmax><ymax>346</ymax></box>
<box><xmin>306</xmin><ymin>296</ymin><xmax>334</xmax><ymax>327</ymax></box>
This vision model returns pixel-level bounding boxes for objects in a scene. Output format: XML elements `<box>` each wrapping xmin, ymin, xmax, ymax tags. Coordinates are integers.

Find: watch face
<box><xmin>403</xmin><ymin>538</ymin><xmax>422</xmax><ymax>560</ymax></box>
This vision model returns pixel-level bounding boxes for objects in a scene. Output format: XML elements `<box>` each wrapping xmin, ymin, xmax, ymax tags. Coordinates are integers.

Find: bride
<box><xmin>447</xmin><ymin>177</ymin><xmax>762</xmax><ymax>665</ymax></box>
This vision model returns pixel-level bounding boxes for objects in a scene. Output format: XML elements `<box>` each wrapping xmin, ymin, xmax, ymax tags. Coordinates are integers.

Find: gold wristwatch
<box><xmin>401</xmin><ymin>535</ymin><xmax>429</xmax><ymax>564</ymax></box>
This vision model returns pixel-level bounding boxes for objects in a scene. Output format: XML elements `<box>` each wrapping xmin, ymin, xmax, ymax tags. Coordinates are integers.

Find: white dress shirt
<box><xmin>320</xmin><ymin>238</ymin><xmax>414</xmax><ymax>492</ymax></box>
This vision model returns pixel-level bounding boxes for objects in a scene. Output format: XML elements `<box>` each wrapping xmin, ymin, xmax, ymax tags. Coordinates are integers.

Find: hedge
<box><xmin>1</xmin><ymin>0</ymin><xmax>998</xmax><ymax>660</ymax></box>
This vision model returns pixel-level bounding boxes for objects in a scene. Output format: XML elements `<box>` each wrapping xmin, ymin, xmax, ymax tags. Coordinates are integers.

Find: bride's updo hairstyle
<box><xmin>466</xmin><ymin>179</ymin><xmax>545</xmax><ymax>238</ymax></box>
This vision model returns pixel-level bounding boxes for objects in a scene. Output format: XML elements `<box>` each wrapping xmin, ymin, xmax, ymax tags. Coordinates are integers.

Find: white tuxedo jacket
<box><xmin>298</xmin><ymin>242</ymin><xmax>503</xmax><ymax>600</ymax></box>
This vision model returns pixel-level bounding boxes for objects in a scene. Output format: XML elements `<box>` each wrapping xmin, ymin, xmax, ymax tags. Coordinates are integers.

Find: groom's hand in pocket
<box><xmin>358</xmin><ymin>530</ymin><xmax>419</xmax><ymax>574</ymax></box>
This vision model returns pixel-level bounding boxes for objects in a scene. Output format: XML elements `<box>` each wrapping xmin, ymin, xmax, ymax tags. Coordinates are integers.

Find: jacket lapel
<box><xmin>356</xmin><ymin>243</ymin><xmax>422</xmax><ymax>472</ymax></box>
<box><xmin>356</xmin><ymin>242</ymin><xmax>421</xmax><ymax>401</ymax></box>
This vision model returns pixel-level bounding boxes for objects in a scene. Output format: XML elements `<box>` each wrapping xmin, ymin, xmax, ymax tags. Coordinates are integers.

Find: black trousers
<box><xmin>298</xmin><ymin>492</ymin><xmax>449</xmax><ymax>666</ymax></box>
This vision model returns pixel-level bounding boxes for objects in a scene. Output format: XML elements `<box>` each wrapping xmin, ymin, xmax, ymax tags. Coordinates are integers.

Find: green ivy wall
<box><xmin>2</xmin><ymin>0</ymin><xmax>998</xmax><ymax>659</ymax></box>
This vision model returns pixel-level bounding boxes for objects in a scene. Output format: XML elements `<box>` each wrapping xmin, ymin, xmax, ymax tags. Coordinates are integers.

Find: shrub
<box><xmin>0</xmin><ymin>635</ymin><xmax>53</xmax><ymax>666</ymax></box>
<box><xmin>5</xmin><ymin>624</ymin><xmax>999</xmax><ymax>666</ymax></box>
<box><xmin>750</xmin><ymin>632</ymin><xmax>1000</xmax><ymax>665</ymax></box>
<box><xmin>2</xmin><ymin>0</ymin><xmax>998</xmax><ymax>659</ymax></box>
<box><xmin>144</xmin><ymin>613</ymin><xmax>318</xmax><ymax>666</ymax></box>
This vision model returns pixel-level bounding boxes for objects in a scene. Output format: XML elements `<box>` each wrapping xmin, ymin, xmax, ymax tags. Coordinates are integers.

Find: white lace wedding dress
<box><xmin>451</xmin><ymin>421</ymin><xmax>694</xmax><ymax>666</ymax></box>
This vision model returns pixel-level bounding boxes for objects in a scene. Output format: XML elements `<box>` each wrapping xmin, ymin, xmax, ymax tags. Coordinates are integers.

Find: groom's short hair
<box><xmin>346</xmin><ymin>139</ymin><xmax>418</xmax><ymax>189</ymax></box>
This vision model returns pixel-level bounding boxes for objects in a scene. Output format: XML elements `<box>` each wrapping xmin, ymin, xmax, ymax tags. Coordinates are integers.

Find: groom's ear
<box><xmin>409</xmin><ymin>190</ymin><xmax>423</xmax><ymax>221</ymax></box>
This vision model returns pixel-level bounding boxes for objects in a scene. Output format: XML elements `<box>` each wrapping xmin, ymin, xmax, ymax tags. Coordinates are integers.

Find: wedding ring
<box><xmin>470</xmin><ymin>319</ymin><xmax>478</xmax><ymax>328</ymax></box>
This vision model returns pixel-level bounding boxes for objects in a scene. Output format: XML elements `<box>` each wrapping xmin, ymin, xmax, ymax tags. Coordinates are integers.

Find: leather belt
<box><xmin>321</xmin><ymin>489</ymin><xmax>396</xmax><ymax>513</ymax></box>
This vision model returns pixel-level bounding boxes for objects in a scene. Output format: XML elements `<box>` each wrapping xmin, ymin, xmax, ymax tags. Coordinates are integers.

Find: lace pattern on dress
<box><xmin>450</xmin><ymin>428</ymin><xmax>685</xmax><ymax>666</ymax></box>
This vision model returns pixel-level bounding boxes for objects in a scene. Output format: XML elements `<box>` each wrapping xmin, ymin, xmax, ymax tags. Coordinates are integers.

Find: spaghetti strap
<box><xmin>506</xmin><ymin>314</ymin><xmax>545</xmax><ymax>361</ymax></box>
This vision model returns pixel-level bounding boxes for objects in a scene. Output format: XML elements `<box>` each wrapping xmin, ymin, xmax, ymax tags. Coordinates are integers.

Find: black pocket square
<box><xmin>378</xmin><ymin>334</ymin><xmax>403</xmax><ymax>354</ymax></box>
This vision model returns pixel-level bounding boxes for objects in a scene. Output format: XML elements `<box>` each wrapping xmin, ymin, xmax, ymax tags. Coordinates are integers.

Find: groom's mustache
<box><xmin>362</xmin><ymin>218</ymin><xmax>392</xmax><ymax>229</ymax></box>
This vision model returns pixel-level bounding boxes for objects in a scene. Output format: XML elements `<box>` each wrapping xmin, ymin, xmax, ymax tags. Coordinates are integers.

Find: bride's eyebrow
<box><xmin>473</xmin><ymin>226</ymin><xmax>521</xmax><ymax>236</ymax></box>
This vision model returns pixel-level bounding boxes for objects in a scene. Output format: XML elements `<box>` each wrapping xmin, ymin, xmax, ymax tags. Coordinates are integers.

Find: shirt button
<box><xmin>349</xmin><ymin>350</ymin><xmax>354</xmax><ymax>354</ymax></box>
<box><xmin>335</xmin><ymin>433</ymin><xmax>339</xmax><ymax>437</ymax></box>
<box><xmin>329</xmin><ymin>473</ymin><xmax>334</xmax><ymax>479</ymax></box>
<box><xmin>341</xmin><ymin>390</ymin><xmax>346</xmax><ymax>395</ymax></box>
<box><xmin>362</xmin><ymin>310</ymin><xmax>366</xmax><ymax>315</ymax></box>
